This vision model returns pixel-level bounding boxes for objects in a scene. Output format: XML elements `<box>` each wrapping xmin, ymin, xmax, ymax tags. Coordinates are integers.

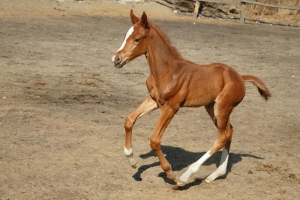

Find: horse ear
<box><xmin>130</xmin><ymin>9</ymin><xmax>139</xmax><ymax>24</ymax></box>
<box><xmin>141</xmin><ymin>12</ymin><xmax>149</xmax><ymax>29</ymax></box>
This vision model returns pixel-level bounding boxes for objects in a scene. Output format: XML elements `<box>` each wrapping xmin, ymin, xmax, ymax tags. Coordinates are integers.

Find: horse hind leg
<box><xmin>177</xmin><ymin>101</ymin><xmax>234</xmax><ymax>186</ymax></box>
<box><xmin>204</xmin><ymin>103</ymin><xmax>233</xmax><ymax>182</ymax></box>
<box><xmin>205</xmin><ymin>137</ymin><xmax>231</xmax><ymax>182</ymax></box>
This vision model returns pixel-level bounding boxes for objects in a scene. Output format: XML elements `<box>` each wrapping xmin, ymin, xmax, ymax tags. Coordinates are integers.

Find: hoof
<box><xmin>172</xmin><ymin>185</ymin><xmax>179</xmax><ymax>190</ymax></box>
<box><xmin>167</xmin><ymin>174</ymin><xmax>176</xmax><ymax>181</ymax></box>
<box><xmin>131</xmin><ymin>163</ymin><xmax>138</xmax><ymax>169</ymax></box>
<box><xmin>176</xmin><ymin>181</ymin><xmax>186</xmax><ymax>187</ymax></box>
<box><xmin>166</xmin><ymin>169</ymin><xmax>176</xmax><ymax>181</ymax></box>
<box><xmin>205</xmin><ymin>178</ymin><xmax>211</xmax><ymax>183</ymax></box>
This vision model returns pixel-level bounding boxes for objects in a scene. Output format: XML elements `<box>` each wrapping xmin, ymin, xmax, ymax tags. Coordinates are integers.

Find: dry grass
<box><xmin>247</xmin><ymin>0</ymin><xmax>300</xmax><ymax>16</ymax></box>
<box><xmin>163</xmin><ymin>0</ymin><xmax>300</xmax><ymax>25</ymax></box>
<box><xmin>246</xmin><ymin>0</ymin><xmax>300</xmax><ymax>24</ymax></box>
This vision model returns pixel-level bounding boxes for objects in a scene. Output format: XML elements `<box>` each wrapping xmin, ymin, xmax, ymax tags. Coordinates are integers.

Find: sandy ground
<box><xmin>0</xmin><ymin>0</ymin><xmax>299</xmax><ymax>199</ymax></box>
<box><xmin>0</xmin><ymin>0</ymin><xmax>197</xmax><ymax>21</ymax></box>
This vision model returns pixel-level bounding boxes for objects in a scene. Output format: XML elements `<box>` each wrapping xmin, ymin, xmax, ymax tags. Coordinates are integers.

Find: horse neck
<box><xmin>146</xmin><ymin>26</ymin><xmax>180</xmax><ymax>81</ymax></box>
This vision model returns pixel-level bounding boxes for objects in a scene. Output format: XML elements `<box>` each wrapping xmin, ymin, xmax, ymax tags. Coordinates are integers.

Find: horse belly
<box><xmin>183</xmin><ymin>90</ymin><xmax>217</xmax><ymax>107</ymax></box>
<box><xmin>182</xmin><ymin>79</ymin><xmax>222</xmax><ymax>107</ymax></box>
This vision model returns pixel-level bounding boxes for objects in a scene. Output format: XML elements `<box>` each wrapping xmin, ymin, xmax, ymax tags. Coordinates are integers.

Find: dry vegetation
<box><xmin>246</xmin><ymin>0</ymin><xmax>300</xmax><ymax>23</ymax></box>
<box><xmin>248</xmin><ymin>0</ymin><xmax>300</xmax><ymax>15</ymax></box>
<box><xmin>164</xmin><ymin>0</ymin><xmax>300</xmax><ymax>25</ymax></box>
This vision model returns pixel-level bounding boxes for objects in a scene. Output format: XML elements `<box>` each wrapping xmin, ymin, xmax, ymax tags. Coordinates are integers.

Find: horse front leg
<box><xmin>150</xmin><ymin>104</ymin><xmax>179</xmax><ymax>180</ymax></box>
<box><xmin>124</xmin><ymin>96</ymin><xmax>158</xmax><ymax>168</ymax></box>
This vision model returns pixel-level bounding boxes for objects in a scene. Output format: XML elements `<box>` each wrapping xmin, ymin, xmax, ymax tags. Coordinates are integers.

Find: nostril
<box><xmin>114</xmin><ymin>57</ymin><xmax>121</xmax><ymax>65</ymax></box>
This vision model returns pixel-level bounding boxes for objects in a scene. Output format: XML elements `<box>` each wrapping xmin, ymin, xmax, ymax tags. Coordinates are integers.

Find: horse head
<box><xmin>112</xmin><ymin>10</ymin><xmax>150</xmax><ymax>68</ymax></box>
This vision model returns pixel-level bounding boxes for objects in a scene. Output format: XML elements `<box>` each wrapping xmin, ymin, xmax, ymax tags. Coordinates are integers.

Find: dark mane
<box><xmin>148</xmin><ymin>21</ymin><xmax>183</xmax><ymax>59</ymax></box>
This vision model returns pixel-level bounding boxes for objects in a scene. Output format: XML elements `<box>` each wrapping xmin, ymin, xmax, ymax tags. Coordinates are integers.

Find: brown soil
<box><xmin>1</xmin><ymin>0</ymin><xmax>299</xmax><ymax>199</ymax></box>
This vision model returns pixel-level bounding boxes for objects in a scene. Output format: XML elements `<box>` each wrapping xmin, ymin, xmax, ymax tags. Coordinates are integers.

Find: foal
<box><xmin>112</xmin><ymin>10</ymin><xmax>271</xmax><ymax>187</ymax></box>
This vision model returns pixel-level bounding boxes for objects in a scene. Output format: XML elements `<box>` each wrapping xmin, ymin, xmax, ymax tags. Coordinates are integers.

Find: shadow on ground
<box><xmin>132</xmin><ymin>145</ymin><xmax>263</xmax><ymax>189</ymax></box>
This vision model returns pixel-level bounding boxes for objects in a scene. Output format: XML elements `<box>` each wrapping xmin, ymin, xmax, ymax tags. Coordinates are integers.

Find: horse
<box><xmin>111</xmin><ymin>10</ymin><xmax>271</xmax><ymax>187</ymax></box>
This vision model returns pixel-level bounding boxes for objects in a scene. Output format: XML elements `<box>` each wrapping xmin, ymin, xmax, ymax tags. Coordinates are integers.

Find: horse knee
<box><xmin>124</xmin><ymin>115</ymin><xmax>134</xmax><ymax>131</ymax></box>
<box><xmin>150</xmin><ymin>138</ymin><xmax>160</xmax><ymax>151</ymax></box>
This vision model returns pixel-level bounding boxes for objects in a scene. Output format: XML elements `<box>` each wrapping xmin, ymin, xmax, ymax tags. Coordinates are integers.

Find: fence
<box><xmin>155</xmin><ymin>0</ymin><xmax>300</xmax><ymax>23</ymax></box>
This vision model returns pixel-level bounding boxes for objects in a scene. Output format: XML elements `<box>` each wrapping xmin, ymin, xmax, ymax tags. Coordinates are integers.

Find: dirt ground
<box><xmin>0</xmin><ymin>0</ymin><xmax>299</xmax><ymax>199</ymax></box>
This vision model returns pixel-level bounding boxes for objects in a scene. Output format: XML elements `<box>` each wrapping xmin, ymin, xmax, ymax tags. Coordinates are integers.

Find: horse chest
<box><xmin>146</xmin><ymin>75</ymin><xmax>184</xmax><ymax>105</ymax></box>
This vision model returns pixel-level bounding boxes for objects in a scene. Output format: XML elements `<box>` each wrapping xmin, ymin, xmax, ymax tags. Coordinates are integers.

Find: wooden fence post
<box><xmin>194</xmin><ymin>1</ymin><xmax>200</xmax><ymax>17</ymax></box>
<box><xmin>240</xmin><ymin>2</ymin><xmax>246</xmax><ymax>23</ymax></box>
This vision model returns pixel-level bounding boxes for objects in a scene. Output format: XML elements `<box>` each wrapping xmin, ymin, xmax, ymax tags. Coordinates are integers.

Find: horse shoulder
<box><xmin>146</xmin><ymin>75</ymin><xmax>159</xmax><ymax>102</ymax></box>
<box><xmin>158</xmin><ymin>66</ymin><xmax>192</xmax><ymax>104</ymax></box>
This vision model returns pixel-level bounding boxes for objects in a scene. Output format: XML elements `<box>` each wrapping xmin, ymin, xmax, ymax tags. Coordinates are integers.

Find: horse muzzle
<box><xmin>112</xmin><ymin>55</ymin><xmax>127</xmax><ymax>68</ymax></box>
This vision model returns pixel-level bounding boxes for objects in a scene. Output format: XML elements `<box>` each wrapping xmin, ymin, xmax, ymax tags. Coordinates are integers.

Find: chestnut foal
<box><xmin>112</xmin><ymin>10</ymin><xmax>271</xmax><ymax>187</ymax></box>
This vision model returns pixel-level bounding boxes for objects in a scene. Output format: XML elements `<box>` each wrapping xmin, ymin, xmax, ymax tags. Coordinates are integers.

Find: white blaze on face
<box><xmin>117</xmin><ymin>26</ymin><xmax>134</xmax><ymax>53</ymax></box>
<box><xmin>112</xmin><ymin>26</ymin><xmax>134</xmax><ymax>63</ymax></box>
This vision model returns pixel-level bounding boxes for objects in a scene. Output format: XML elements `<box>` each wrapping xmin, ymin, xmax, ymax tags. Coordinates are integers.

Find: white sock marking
<box><xmin>124</xmin><ymin>147</ymin><xmax>133</xmax><ymax>156</ymax></box>
<box><xmin>180</xmin><ymin>150</ymin><xmax>212</xmax><ymax>183</ymax></box>
<box><xmin>124</xmin><ymin>147</ymin><xmax>137</xmax><ymax>167</ymax></box>
<box><xmin>206</xmin><ymin>148</ymin><xmax>229</xmax><ymax>181</ymax></box>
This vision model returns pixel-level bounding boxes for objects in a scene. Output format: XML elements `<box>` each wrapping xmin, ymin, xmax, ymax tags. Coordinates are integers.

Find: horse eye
<box><xmin>134</xmin><ymin>39</ymin><xmax>140</xmax><ymax>43</ymax></box>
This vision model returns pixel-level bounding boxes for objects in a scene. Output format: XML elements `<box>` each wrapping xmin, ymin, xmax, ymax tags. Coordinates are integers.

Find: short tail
<box><xmin>241</xmin><ymin>75</ymin><xmax>271</xmax><ymax>101</ymax></box>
